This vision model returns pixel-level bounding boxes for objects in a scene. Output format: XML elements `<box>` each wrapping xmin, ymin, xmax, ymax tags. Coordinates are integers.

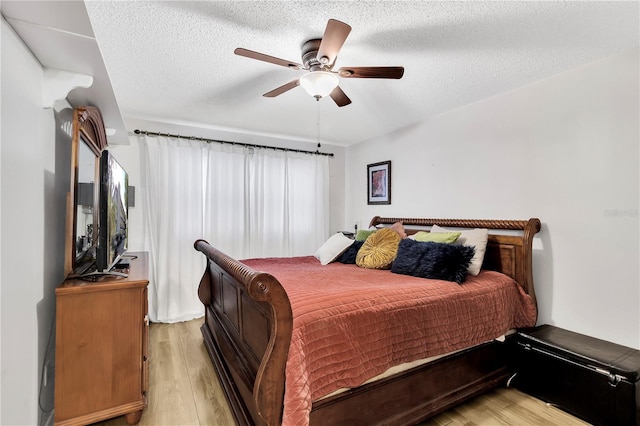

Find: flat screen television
<box><xmin>96</xmin><ymin>150</ymin><xmax>129</xmax><ymax>272</ymax></box>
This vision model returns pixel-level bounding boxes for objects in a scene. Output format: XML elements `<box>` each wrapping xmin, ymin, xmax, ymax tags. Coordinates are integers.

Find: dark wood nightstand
<box><xmin>510</xmin><ymin>324</ymin><xmax>640</xmax><ymax>426</ymax></box>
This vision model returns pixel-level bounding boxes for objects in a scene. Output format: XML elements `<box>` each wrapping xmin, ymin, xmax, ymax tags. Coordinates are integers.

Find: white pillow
<box><xmin>314</xmin><ymin>233</ymin><xmax>354</xmax><ymax>265</ymax></box>
<box><xmin>431</xmin><ymin>225</ymin><xmax>489</xmax><ymax>276</ymax></box>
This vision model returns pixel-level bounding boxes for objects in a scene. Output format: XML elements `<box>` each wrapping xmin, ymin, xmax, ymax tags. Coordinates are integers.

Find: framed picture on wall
<box><xmin>367</xmin><ymin>161</ymin><xmax>391</xmax><ymax>205</ymax></box>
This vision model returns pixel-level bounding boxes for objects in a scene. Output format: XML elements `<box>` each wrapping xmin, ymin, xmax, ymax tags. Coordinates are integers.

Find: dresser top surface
<box><xmin>58</xmin><ymin>251</ymin><xmax>149</xmax><ymax>293</ymax></box>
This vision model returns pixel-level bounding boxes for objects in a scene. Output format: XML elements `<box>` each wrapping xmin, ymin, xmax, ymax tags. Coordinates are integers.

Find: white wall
<box><xmin>346</xmin><ymin>48</ymin><xmax>640</xmax><ymax>349</ymax></box>
<box><xmin>1</xmin><ymin>18</ymin><xmax>68</xmax><ymax>425</ymax></box>
<box><xmin>107</xmin><ymin>117</ymin><xmax>347</xmax><ymax>254</ymax></box>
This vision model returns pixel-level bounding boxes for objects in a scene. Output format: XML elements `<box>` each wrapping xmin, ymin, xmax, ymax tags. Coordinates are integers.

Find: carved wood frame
<box><xmin>64</xmin><ymin>106</ymin><xmax>108</xmax><ymax>277</ymax></box>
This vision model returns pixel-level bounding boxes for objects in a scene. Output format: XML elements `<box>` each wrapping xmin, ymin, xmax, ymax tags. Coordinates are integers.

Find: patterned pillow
<box><xmin>356</xmin><ymin>228</ymin><xmax>401</xmax><ymax>269</ymax></box>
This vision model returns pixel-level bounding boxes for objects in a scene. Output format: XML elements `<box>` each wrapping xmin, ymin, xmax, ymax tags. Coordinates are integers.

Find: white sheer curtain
<box><xmin>243</xmin><ymin>149</ymin><xmax>330</xmax><ymax>258</ymax></box>
<box><xmin>139</xmin><ymin>136</ymin><xmax>207</xmax><ymax>322</ymax></box>
<box><xmin>139</xmin><ymin>134</ymin><xmax>330</xmax><ymax>323</ymax></box>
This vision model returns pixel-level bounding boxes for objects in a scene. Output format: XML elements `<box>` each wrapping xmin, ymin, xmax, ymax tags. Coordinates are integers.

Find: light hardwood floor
<box><xmin>93</xmin><ymin>319</ymin><xmax>588</xmax><ymax>426</ymax></box>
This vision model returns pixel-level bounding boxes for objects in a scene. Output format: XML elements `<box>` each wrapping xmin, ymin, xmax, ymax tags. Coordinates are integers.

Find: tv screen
<box><xmin>97</xmin><ymin>150</ymin><xmax>129</xmax><ymax>272</ymax></box>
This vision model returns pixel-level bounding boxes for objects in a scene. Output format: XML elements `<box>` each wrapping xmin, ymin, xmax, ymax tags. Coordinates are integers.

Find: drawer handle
<box><xmin>595</xmin><ymin>368</ymin><xmax>623</xmax><ymax>387</ymax></box>
<box><xmin>523</xmin><ymin>344</ymin><xmax>623</xmax><ymax>387</ymax></box>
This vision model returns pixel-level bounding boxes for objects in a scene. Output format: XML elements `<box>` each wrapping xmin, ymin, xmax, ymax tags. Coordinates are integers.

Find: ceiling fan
<box><xmin>234</xmin><ymin>19</ymin><xmax>404</xmax><ymax>107</ymax></box>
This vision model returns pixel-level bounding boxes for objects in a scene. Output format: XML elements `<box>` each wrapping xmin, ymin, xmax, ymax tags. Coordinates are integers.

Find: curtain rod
<box><xmin>133</xmin><ymin>129</ymin><xmax>334</xmax><ymax>157</ymax></box>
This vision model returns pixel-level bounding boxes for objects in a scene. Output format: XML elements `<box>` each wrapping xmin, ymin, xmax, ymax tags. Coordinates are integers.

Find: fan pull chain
<box><xmin>316</xmin><ymin>101</ymin><xmax>321</xmax><ymax>149</ymax></box>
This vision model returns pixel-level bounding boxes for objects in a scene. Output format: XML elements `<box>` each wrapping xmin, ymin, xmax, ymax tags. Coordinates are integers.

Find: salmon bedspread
<box><xmin>241</xmin><ymin>256</ymin><xmax>537</xmax><ymax>426</ymax></box>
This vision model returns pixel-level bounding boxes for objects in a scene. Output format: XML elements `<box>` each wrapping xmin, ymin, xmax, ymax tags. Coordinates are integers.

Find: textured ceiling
<box><xmin>84</xmin><ymin>1</ymin><xmax>639</xmax><ymax>146</ymax></box>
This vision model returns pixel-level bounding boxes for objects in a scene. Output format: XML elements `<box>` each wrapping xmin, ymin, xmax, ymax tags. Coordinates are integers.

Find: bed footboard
<box><xmin>195</xmin><ymin>240</ymin><xmax>292</xmax><ymax>425</ymax></box>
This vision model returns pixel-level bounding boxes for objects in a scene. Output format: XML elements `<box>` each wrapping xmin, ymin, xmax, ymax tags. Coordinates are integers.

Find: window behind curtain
<box><xmin>139</xmin><ymin>135</ymin><xmax>330</xmax><ymax>322</ymax></box>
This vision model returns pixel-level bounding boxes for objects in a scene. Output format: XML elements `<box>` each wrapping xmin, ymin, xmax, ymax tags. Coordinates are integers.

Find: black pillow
<box><xmin>336</xmin><ymin>240</ymin><xmax>364</xmax><ymax>264</ymax></box>
<box><xmin>391</xmin><ymin>239</ymin><xmax>475</xmax><ymax>284</ymax></box>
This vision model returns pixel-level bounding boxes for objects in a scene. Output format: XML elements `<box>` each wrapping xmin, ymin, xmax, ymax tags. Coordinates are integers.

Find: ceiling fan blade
<box><xmin>263</xmin><ymin>80</ymin><xmax>300</xmax><ymax>97</ymax></box>
<box><xmin>234</xmin><ymin>48</ymin><xmax>303</xmax><ymax>70</ymax></box>
<box><xmin>329</xmin><ymin>86</ymin><xmax>351</xmax><ymax>107</ymax></box>
<box><xmin>338</xmin><ymin>66</ymin><xmax>405</xmax><ymax>79</ymax></box>
<box><xmin>317</xmin><ymin>19</ymin><xmax>352</xmax><ymax>66</ymax></box>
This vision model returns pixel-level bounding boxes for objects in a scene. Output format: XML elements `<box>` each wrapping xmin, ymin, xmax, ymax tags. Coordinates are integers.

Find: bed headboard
<box><xmin>369</xmin><ymin>217</ymin><xmax>541</xmax><ymax>307</ymax></box>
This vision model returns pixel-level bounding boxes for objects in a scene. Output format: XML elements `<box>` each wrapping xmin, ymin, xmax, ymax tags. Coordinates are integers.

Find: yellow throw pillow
<box><xmin>356</xmin><ymin>228</ymin><xmax>401</xmax><ymax>269</ymax></box>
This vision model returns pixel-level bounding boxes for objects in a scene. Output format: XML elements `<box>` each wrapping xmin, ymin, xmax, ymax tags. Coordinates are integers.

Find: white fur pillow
<box><xmin>430</xmin><ymin>225</ymin><xmax>489</xmax><ymax>276</ymax></box>
<box><xmin>314</xmin><ymin>233</ymin><xmax>354</xmax><ymax>265</ymax></box>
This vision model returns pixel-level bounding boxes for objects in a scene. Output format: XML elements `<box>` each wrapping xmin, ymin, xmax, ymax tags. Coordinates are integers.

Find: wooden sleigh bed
<box><xmin>195</xmin><ymin>217</ymin><xmax>541</xmax><ymax>425</ymax></box>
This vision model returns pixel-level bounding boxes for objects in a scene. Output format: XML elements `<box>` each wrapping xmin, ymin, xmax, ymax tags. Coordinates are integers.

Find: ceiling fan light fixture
<box><xmin>299</xmin><ymin>71</ymin><xmax>339</xmax><ymax>99</ymax></box>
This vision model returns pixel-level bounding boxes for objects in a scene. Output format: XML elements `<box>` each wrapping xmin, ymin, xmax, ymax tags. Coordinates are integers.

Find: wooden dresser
<box><xmin>54</xmin><ymin>252</ymin><xmax>149</xmax><ymax>426</ymax></box>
